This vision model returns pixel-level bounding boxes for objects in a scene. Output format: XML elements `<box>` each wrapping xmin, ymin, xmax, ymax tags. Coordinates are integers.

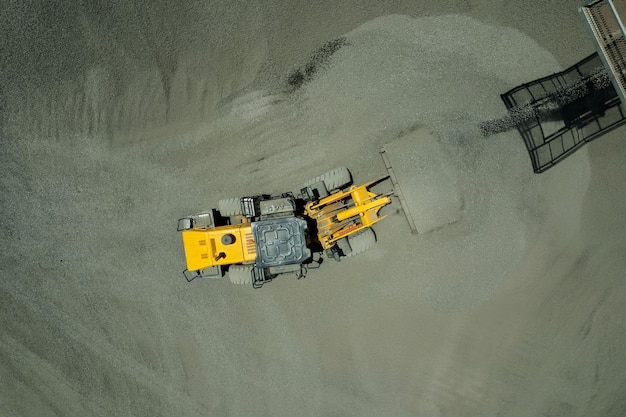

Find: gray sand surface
<box><xmin>2</xmin><ymin>2</ymin><xmax>625</xmax><ymax>416</ymax></box>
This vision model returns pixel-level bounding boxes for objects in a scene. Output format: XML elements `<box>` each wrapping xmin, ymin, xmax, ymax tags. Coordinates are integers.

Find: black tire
<box><xmin>228</xmin><ymin>265</ymin><xmax>253</xmax><ymax>285</ymax></box>
<box><xmin>344</xmin><ymin>228</ymin><xmax>376</xmax><ymax>258</ymax></box>
<box><xmin>302</xmin><ymin>167</ymin><xmax>352</xmax><ymax>193</ymax></box>
<box><xmin>218</xmin><ymin>198</ymin><xmax>242</xmax><ymax>216</ymax></box>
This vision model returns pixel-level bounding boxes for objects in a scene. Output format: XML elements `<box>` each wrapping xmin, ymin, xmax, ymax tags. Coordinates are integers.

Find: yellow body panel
<box><xmin>181</xmin><ymin>223</ymin><xmax>256</xmax><ymax>271</ymax></box>
<box><xmin>305</xmin><ymin>179</ymin><xmax>391</xmax><ymax>249</ymax></box>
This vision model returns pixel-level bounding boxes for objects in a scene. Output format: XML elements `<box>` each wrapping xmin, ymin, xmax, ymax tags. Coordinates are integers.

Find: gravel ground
<box><xmin>2</xmin><ymin>2</ymin><xmax>625</xmax><ymax>417</ymax></box>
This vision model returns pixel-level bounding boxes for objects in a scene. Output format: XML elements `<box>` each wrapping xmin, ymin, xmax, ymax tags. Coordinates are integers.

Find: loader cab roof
<box><xmin>251</xmin><ymin>217</ymin><xmax>311</xmax><ymax>268</ymax></box>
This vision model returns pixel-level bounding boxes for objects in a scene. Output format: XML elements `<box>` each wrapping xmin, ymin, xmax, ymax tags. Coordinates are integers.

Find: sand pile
<box><xmin>278</xmin><ymin>14</ymin><xmax>591</xmax><ymax>309</ymax></box>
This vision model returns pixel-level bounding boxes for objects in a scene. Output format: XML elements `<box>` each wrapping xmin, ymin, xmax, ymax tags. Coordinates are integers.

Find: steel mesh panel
<box><xmin>501</xmin><ymin>52</ymin><xmax>626</xmax><ymax>173</ymax></box>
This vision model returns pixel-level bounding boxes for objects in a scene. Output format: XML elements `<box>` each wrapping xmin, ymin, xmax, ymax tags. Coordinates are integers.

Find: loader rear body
<box><xmin>181</xmin><ymin>223</ymin><xmax>255</xmax><ymax>272</ymax></box>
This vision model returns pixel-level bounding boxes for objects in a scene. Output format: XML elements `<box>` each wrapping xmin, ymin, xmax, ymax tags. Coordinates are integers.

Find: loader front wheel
<box><xmin>218</xmin><ymin>198</ymin><xmax>243</xmax><ymax>217</ymax></box>
<box><xmin>228</xmin><ymin>265</ymin><xmax>253</xmax><ymax>285</ymax></box>
<box><xmin>344</xmin><ymin>228</ymin><xmax>376</xmax><ymax>258</ymax></box>
<box><xmin>303</xmin><ymin>167</ymin><xmax>352</xmax><ymax>193</ymax></box>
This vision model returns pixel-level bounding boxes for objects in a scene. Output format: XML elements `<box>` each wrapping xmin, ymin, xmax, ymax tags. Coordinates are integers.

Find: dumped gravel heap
<box><xmin>294</xmin><ymin>14</ymin><xmax>590</xmax><ymax>309</ymax></box>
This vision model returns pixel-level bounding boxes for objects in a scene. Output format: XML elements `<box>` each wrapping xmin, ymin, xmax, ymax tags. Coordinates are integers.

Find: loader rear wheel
<box><xmin>303</xmin><ymin>167</ymin><xmax>352</xmax><ymax>193</ymax></box>
<box><xmin>228</xmin><ymin>265</ymin><xmax>253</xmax><ymax>285</ymax></box>
<box><xmin>218</xmin><ymin>198</ymin><xmax>243</xmax><ymax>217</ymax></box>
<box><xmin>344</xmin><ymin>228</ymin><xmax>376</xmax><ymax>258</ymax></box>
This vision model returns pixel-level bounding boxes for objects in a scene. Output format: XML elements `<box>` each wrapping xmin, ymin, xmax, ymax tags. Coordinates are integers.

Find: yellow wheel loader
<box><xmin>177</xmin><ymin>167</ymin><xmax>392</xmax><ymax>288</ymax></box>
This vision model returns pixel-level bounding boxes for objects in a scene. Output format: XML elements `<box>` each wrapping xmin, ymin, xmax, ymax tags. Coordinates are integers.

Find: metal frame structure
<box><xmin>581</xmin><ymin>0</ymin><xmax>626</xmax><ymax>104</ymax></box>
<box><xmin>501</xmin><ymin>52</ymin><xmax>626</xmax><ymax>173</ymax></box>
